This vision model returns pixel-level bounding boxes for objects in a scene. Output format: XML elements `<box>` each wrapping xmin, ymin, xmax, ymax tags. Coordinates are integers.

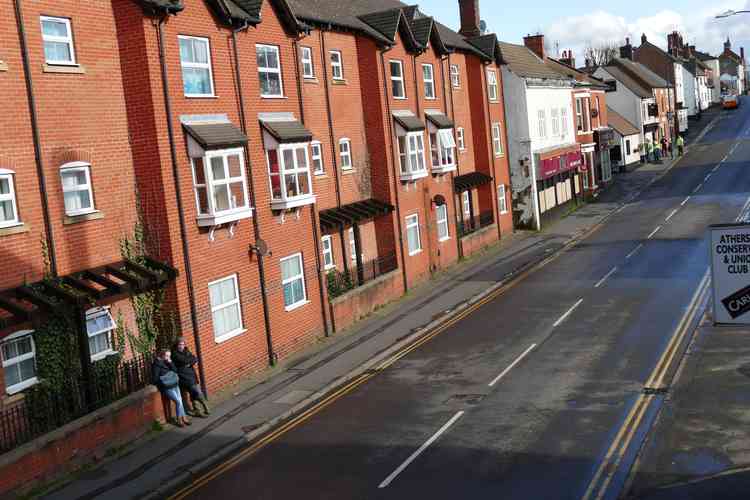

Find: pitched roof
<box><xmin>694</xmin><ymin>49</ymin><xmax>717</xmax><ymax>62</ymax></box>
<box><xmin>497</xmin><ymin>42</ymin><xmax>571</xmax><ymax>81</ymax></box>
<box><xmin>546</xmin><ymin>58</ymin><xmax>608</xmax><ymax>88</ymax></box>
<box><xmin>606</xmin><ymin>107</ymin><xmax>639</xmax><ymax>136</ymax></box>
<box><xmin>601</xmin><ymin>58</ymin><xmax>670</xmax><ymax>98</ymax></box>
<box><xmin>204</xmin><ymin>0</ymin><xmax>261</xmax><ymax>24</ymax></box>
<box><xmin>638</xmin><ymin>40</ymin><xmax>681</xmax><ymax>63</ymax></box>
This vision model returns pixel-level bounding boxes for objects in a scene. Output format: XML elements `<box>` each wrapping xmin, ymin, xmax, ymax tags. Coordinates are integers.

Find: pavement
<box><xmin>35</xmin><ymin>107</ymin><xmax>723</xmax><ymax>500</ymax></box>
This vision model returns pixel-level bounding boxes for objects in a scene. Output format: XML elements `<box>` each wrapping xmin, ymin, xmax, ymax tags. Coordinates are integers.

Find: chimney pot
<box><xmin>458</xmin><ymin>0</ymin><xmax>481</xmax><ymax>38</ymax></box>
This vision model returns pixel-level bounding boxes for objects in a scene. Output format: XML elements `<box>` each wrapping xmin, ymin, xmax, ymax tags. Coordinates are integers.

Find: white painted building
<box><xmin>607</xmin><ymin>107</ymin><xmax>641</xmax><ymax>170</ymax></box>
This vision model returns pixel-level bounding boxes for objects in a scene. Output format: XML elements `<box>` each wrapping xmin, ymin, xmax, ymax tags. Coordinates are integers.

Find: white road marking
<box><xmin>693</xmin><ymin>184</ymin><xmax>703</xmax><ymax>194</ymax></box>
<box><xmin>722</xmin><ymin>155</ymin><xmax>728</xmax><ymax>163</ymax></box>
<box><xmin>647</xmin><ymin>226</ymin><xmax>661</xmax><ymax>239</ymax></box>
<box><xmin>378</xmin><ymin>411</ymin><xmax>465</xmax><ymax>488</ymax></box>
<box><xmin>595</xmin><ymin>267</ymin><xmax>618</xmax><ymax>289</ymax></box>
<box><xmin>712</xmin><ymin>165</ymin><xmax>720</xmax><ymax>173</ymax></box>
<box><xmin>626</xmin><ymin>243</ymin><xmax>644</xmax><ymax>260</ymax></box>
<box><xmin>488</xmin><ymin>344</ymin><xmax>537</xmax><ymax>387</ymax></box>
<box><xmin>553</xmin><ymin>299</ymin><xmax>584</xmax><ymax>328</ymax></box>
<box><xmin>680</xmin><ymin>196</ymin><xmax>691</xmax><ymax>207</ymax></box>
<box><xmin>705</xmin><ymin>174</ymin><xmax>712</xmax><ymax>182</ymax></box>
<box><xmin>665</xmin><ymin>209</ymin><xmax>678</xmax><ymax>222</ymax></box>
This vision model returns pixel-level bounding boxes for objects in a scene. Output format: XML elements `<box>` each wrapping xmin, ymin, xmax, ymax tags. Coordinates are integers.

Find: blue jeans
<box><xmin>165</xmin><ymin>386</ymin><xmax>186</xmax><ymax>418</ymax></box>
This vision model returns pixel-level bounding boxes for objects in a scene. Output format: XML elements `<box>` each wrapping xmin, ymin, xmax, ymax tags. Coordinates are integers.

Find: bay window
<box><xmin>191</xmin><ymin>148</ymin><xmax>252</xmax><ymax>226</ymax></box>
<box><xmin>0</xmin><ymin>170</ymin><xmax>19</xmax><ymax>228</ymax></box>
<box><xmin>60</xmin><ymin>162</ymin><xmax>95</xmax><ymax>216</ymax></box>
<box><xmin>397</xmin><ymin>132</ymin><xmax>427</xmax><ymax>181</ymax></box>
<box><xmin>429</xmin><ymin>129</ymin><xmax>456</xmax><ymax>173</ymax></box>
<box><xmin>1</xmin><ymin>331</ymin><xmax>37</xmax><ymax>395</ymax></box>
<box><xmin>267</xmin><ymin>143</ymin><xmax>315</xmax><ymax>210</ymax></box>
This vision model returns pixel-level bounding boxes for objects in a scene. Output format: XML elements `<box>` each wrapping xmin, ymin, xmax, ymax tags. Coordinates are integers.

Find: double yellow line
<box><xmin>581</xmin><ymin>271</ymin><xmax>710</xmax><ymax>500</ymax></box>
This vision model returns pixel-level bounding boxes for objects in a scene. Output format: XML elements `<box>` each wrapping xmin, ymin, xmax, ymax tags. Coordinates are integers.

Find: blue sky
<box><xmin>415</xmin><ymin>0</ymin><xmax>750</xmax><ymax>61</ymax></box>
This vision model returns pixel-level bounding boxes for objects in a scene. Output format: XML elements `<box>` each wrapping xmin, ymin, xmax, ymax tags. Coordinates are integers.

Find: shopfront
<box><xmin>536</xmin><ymin>149</ymin><xmax>583</xmax><ymax>217</ymax></box>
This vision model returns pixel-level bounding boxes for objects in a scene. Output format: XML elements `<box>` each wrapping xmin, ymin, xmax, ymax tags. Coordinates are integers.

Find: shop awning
<box><xmin>425</xmin><ymin>112</ymin><xmax>454</xmax><ymax>129</ymax></box>
<box><xmin>454</xmin><ymin>172</ymin><xmax>493</xmax><ymax>193</ymax></box>
<box><xmin>0</xmin><ymin>258</ymin><xmax>178</xmax><ymax>332</ymax></box>
<box><xmin>261</xmin><ymin>120</ymin><xmax>313</xmax><ymax>143</ymax></box>
<box><xmin>643</xmin><ymin>122</ymin><xmax>660</xmax><ymax>133</ymax></box>
<box><xmin>183</xmin><ymin>122</ymin><xmax>248</xmax><ymax>149</ymax></box>
<box><xmin>393</xmin><ymin>113</ymin><xmax>425</xmax><ymax>132</ymax></box>
<box><xmin>319</xmin><ymin>199</ymin><xmax>395</xmax><ymax>232</ymax></box>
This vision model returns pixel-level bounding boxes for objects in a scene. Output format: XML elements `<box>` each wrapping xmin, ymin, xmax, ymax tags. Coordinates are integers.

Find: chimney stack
<box><xmin>458</xmin><ymin>0</ymin><xmax>481</xmax><ymax>38</ymax></box>
<box><xmin>523</xmin><ymin>34</ymin><xmax>546</xmax><ymax>61</ymax></box>
<box><xmin>620</xmin><ymin>37</ymin><xmax>633</xmax><ymax>60</ymax></box>
<box><xmin>641</xmin><ymin>33</ymin><xmax>648</xmax><ymax>44</ymax></box>
<box><xmin>742</xmin><ymin>47</ymin><xmax>746</xmax><ymax>61</ymax></box>
<box><xmin>725</xmin><ymin>37</ymin><xmax>732</xmax><ymax>52</ymax></box>
<box><xmin>560</xmin><ymin>49</ymin><xmax>575</xmax><ymax>68</ymax></box>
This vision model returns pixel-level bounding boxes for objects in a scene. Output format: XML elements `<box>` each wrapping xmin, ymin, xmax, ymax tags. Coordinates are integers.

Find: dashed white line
<box><xmin>488</xmin><ymin>344</ymin><xmax>537</xmax><ymax>387</ymax></box>
<box><xmin>595</xmin><ymin>267</ymin><xmax>618</xmax><ymax>289</ymax></box>
<box><xmin>693</xmin><ymin>184</ymin><xmax>703</xmax><ymax>194</ymax></box>
<box><xmin>378</xmin><ymin>411</ymin><xmax>465</xmax><ymax>488</ymax></box>
<box><xmin>647</xmin><ymin>226</ymin><xmax>662</xmax><ymax>239</ymax></box>
<box><xmin>722</xmin><ymin>155</ymin><xmax>729</xmax><ymax>163</ymax></box>
<box><xmin>680</xmin><ymin>196</ymin><xmax>691</xmax><ymax>207</ymax></box>
<box><xmin>705</xmin><ymin>174</ymin><xmax>712</xmax><ymax>182</ymax></box>
<box><xmin>712</xmin><ymin>165</ymin><xmax>720</xmax><ymax>173</ymax></box>
<box><xmin>553</xmin><ymin>299</ymin><xmax>584</xmax><ymax>328</ymax></box>
<box><xmin>665</xmin><ymin>209</ymin><xmax>678</xmax><ymax>222</ymax></box>
<box><xmin>626</xmin><ymin>243</ymin><xmax>644</xmax><ymax>260</ymax></box>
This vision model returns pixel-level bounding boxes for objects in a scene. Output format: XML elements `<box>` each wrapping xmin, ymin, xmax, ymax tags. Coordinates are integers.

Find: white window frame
<box><xmin>429</xmin><ymin>129</ymin><xmax>456</xmax><ymax>172</ymax></box>
<box><xmin>576</xmin><ymin>97</ymin><xmax>591</xmax><ymax>133</ymax></box>
<box><xmin>537</xmin><ymin>110</ymin><xmax>547</xmax><ymax>139</ymax></box>
<box><xmin>405</xmin><ymin>214</ymin><xmax>422</xmax><ymax>256</ymax></box>
<box><xmin>348</xmin><ymin>227</ymin><xmax>357</xmax><ymax>262</ymax></box>
<box><xmin>40</xmin><ymin>16</ymin><xmax>76</xmax><ymax>65</ymax></box>
<box><xmin>321</xmin><ymin>235</ymin><xmax>334</xmax><ymax>270</ymax></box>
<box><xmin>330</xmin><ymin>50</ymin><xmax>344</xmax><ymax>80</ymax></box>
<box><xmin>1</xmin><ymin>330</ymin><xmax>38</xmax><ymax>395</ymax></box>
<box><xmin>422</xmin><ymin>64</ymin><xmax>436</xmax><ymax>99</ymax></box>
<box><xmin>311</xmin><ymin>141</ymin><xmax>324</xmax><ymax>174</ymax></box>
<box><xmin>301</xmin><ymin>46</ymin><xmax>314</xmax><ymax>79</ymax></box>
<box><xmin>178</xmin><ymin>35</ymin><xmax>215</xmax><ymax>98</ymax></box>
<box><xmin>266</xmin><ymin>142</ymin><xmax>315</xmax><ymax>210</ymax></box>
<box><xmin>397</xmin><ymin>131</ymin><xmax>428</xmax><ymax>180</ymax></box>
<box><xmin>436</xmin><ymin>204</ymin><xmax>450</xmax><ymax>242</ymax></box>
<box><xmin>0</xmin><ymin>170</ymin><xmax>20</xmax><ymax>228</ymax></box>
<box><xmin>487</xmin><ymin>69</ymin><xmax>499</xmax><ymax>101</ymax></box>
<box><xmin>256</xmin><ymin>44</ymin><xmax>284</xmax><ymax>98</ymax></box>
<box><xmin>551</xmin><ymin>108</ymin><xmax>560</xmax><ymax>136</ymax></box>
<box><xmin>561</xmin><ymin>108</ymin><xmax>569</xmax><ymax>135</ymax></box>
<box><xmin>457</xmin><ymin>128</ymin><xmax>466</xmax><ymax>151</ymax></box>
<box><xmin>498</xmin><ymin>184</ymin><xmax>508</xmax><ymax>214</ymax></box>
<box><xmin>86</xmin><ymin>307</ymin><xmax>117</xmax><ymax>362</ymax></box>
<box><xmin>191</xmin><ymin>147</ymin><xmax>252</xmax><ymax>226</ymax></box>
<box><xmin>492</xmin><ymin>123</ymin><xmax>503</xmax><ymax>156</ymax></box>
<box><xmin>60</xmin><ymin>162</ymin><xmax>95</xmax><ymax>217</ymax></box>
<box><xmin>390</xmin><ymin>60</ymin><xmax>406</xmax><ymax>99</ymax></box>
<box><xmin>339</xmin><ymin>138</ymin><xmax>352</xmax><ymax>170</ymax></box>
<box><xmin>450</xmin><ymin>64</ymin><xmax>460</xmax><ymax>88</ymax></box>
<box><xmin>208</xmin><ymin>274</ymin><xmax>245</xmax><ymax>343</ymax></box>
<box><xmin>462</xmin><ymin>191</ymin><xmax>471</xmax><ymax>216</ymax></box>
<box><xmin>281</xmin><ymin>253</ymin><xmax>308</xmax><ymax>311</ymax></box>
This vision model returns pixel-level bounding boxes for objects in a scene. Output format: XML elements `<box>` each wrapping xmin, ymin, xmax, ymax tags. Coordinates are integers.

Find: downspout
<box><xmin>482</xmin><ymin>62</ymin><xmax>503</xmax><ymax>240</ymax></box>
<box><xmin>14</xmin><ymin>0</ymin><xmax>57</xmax><ymax>276</ymax></box>
<box><xmin>319</xmin><ymin>30</ymin><xmax>348</xmax><ymax>276</ymax></box>
<box><xmin>155</xmin><ymin>15</ymin><xmax>208</xmax><ymax>392</ymax></box>
<box><xmin>380</xmin><ymin>48</ymin><xmax>408</xmax><ymax>293</ymax></box>
<box><xmin>444</xmin><ymin>53</ymin><xmax>462</xmax><ymax>260</ymax></box>
<box><xmin>231</xmin><ymin>25</ymin><xmax>278</xmax><ymax>363</ymax></box>
<box><xmin>293</xmin><ymin>33</ymin><xmax>329</xmax><ymax>337</ymax></box>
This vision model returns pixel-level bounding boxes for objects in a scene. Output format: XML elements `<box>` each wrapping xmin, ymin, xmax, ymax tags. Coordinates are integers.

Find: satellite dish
<box><xmin>250</xmin><ymin>239</ymin><xmax>270</xmax><ymax>257</ymax></box>
<box><xmin>479</xmin><ymin>19</ymin><xmax>487</xmax><ymax>34</ymax></box>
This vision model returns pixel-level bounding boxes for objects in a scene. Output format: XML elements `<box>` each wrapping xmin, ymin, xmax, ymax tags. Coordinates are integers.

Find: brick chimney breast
<box><xmin>524</xmin><ymin>34</ymin><xmax>546</xmax><ymax>60</ymax></box>
<box><xmin>458</xmin><ymin>0</ymin><xmax>481</xmax><ymax>38</ymax></box>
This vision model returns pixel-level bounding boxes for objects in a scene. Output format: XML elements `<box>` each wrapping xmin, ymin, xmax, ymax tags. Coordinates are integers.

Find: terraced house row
<box><xmin>0</xmin><ymin>0</ymin><xmax>618</xmax><ymax>489</ymax></box>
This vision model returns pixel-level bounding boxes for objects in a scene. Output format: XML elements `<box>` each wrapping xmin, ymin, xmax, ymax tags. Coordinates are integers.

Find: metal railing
<box><xmin>327</xmin><ymin>252</ymin><xmax>398</xmax><ymax>299</ymax></box>
<box><xmin>0</xmin><ymin>355</ymin><xmax>152</xmax><ymax>453</ymax></box>
<box><xmin>458</xmin><ymin>211</ymin><xmax>494</xmax><ymax>237</ymax></box>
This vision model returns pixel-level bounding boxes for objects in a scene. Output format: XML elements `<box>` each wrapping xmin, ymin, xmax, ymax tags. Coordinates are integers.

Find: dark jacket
<box><xmin>171</xmin><ymin>348</ymin><xmax>199</xmax><ymax>387</ymax></box>
<box><xmin>152</xmin><ymin>358</ymin><xmax>178</xmax><ymax>391</ymax></box>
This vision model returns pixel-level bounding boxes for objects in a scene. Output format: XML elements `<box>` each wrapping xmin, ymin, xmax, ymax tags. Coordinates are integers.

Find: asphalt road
<box><xmin>179</xmin><ymin>102</ymin><xmax>750</xmax><ymax>500</ymax></box>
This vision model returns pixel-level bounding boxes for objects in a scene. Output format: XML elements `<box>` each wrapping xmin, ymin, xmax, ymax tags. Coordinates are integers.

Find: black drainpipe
<box><xmin>293</xmin><ymin>34</ymin><xmax>329</xmax><ymax>337</ymax></box>
<box><xmin>14</xmin><ymin>0</ymin><xmax>57</xmax><ymax>276</ymax></box>
<box><xmin>443</xmin><ymin>53</ymin><xmax>463</xmax><ymax>260</ymax></box>
<box><xmin>155</xmin><ymin>15</ymin><xmax>208</xmax><ymax>393</ymax></box>
<box><xmin>231</xmin><ymin>25</ymin><xmax>277</xmax><ymax>364</ymax></box>
<box><xmin>380</xmin><ymin>48</ymin><xmax>408</xmax><ymax>293</ymax></box>
<box><xmin>483</xmin><ymin>62</ymin><xmax>503</xmax><ymax>242</ymax></box>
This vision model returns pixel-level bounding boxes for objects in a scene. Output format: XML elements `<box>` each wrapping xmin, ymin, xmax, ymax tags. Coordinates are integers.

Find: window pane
<box><xmin>44</xmin><ymin>41</ymin><xmax>71</xmax><ymax>62</ymax></box>
<box><xmin>179</xmin><ymin>38</ymin><xmax>194</xmax><ymax>63</ymax></box>
<box><xmin>183</xmin><ymin>67</ymin><xmax>211</xmax><ymax>95</ymax></box>
<box><xmin>89</xmin><ymin>332</ymin><xmax>110</xmax><ymax>355</ymax></box>
<box><xmin>209</xmin><ymin>282</ymin><xmax>222</xmax><ymax>307</ymax></box>
<box><xmin>229</xmin><ymin>181</ymin><xmax>246</xmax><ymax>209</ymax></box>
<box><xmin>227</xmin><ymin>154</ymin><xmax>242</xmax><ymax>178</ymax></box>
<box><xmin>193</xmin><ymin>39</ymin><xmax>208</xmax><ymax>64</ymax></box>
<box><xmin>0</xmin><ymin>178</ymin><xmax>9</xmax><ymax>195</ymax></box>
<box><xmin>4</xmin><ymin>365</ymin><xmax>20</xmax><ymax>388</ymax></box>
<box><xmin>392</xmin><ymin>80</ymin><xmax>402</xmax><ymax>97</ymax></box>
<box><xmin>19</xmin><ymin>357</ymin><xmax>35</xmax><ymax>381</ymax></box>
<box><xmin>297</xmin><ymin>173</ymin><xmax>309</xmax><ymax>195</ymax></box>
<box><xmin>296</xmin><ymin>148</ymin><xmax>308</xmax><ymax>170</ymax></box>
<box><xmin>283</xmin><ymin>149</ymin><xmax>295</xmax><ymax>171</ymax></box>
<box><xmin>260</xmin><ymin>73</ymin><xmax>281</xmax><ymax>96</ymax></box>
<box><xmin>43</xmin><ymin>20</ymin><xmax>69</xmax><ymax>37</ymax></box>
<box><xmin>196</xmin><ymin>186</ymin><xmax>209</xmax><ymax>214</ymax></box>
<box><xmin>281</xmin><ymin>256</ymin><xmax>301</xmax><ymax>280</ymax></box>
<box><xmin>268</xmin><ymin>150</ymin><xmax>280</xmax><ymax>174</ymax></box>
<box><xmin>1</xmin><ymin>342</ymin><xmax>17</xmax><ymax>361</ymax></box>
<box><xmin>61</xmin><ymin>170</ymin><xmax>87</xmax><ymax>188</ymax></box>
<box><xmin>284</xmin><ymin>173</ymin><xmax>298</xmax><ymax>197</ymax></box>
<box><xmin>211</xmin><ymin>157</ymin><xmax>226</xmax><ymax>180</ymax></box>
<box><xmin>266</xmin><ymin>48</ymin><xmax>279</xmax><ymax>68</ymax></box>
<box><xmin>64</xmin><ymin>190</ymin><xmax>91</xmax><ymax>212</ymax></box>
<box><xmin>390</xmin><ymin>61</ymin><xmax>400</xmax><ymax>78</ymax></box>
<box><xmin>0</xmin><ymin>200</ymin><xmax>14</xmax><ymax>222</ymax></box>
<box><xmin>219</xmin><ymin>278</ymin><xmax>237</xmax><ymax>303</ymax></box>
<box><xmin>283</xmin><ymin>282</ymin><xmax>294</xmax><ymax>306</ymax></box>
<box><xmin>213</xmin><ymin>184</ymin><xmax>230</xmax><ymax>212</ymax></box>
<box><xmin>193</xmin><ymin>158</ymin><xmax>206</xmax><ymax>185</ymax></box>
<box><xmin>292</xmin><ymin>279</ymin><xmax>305</xmax><ymax>303</ymax></box>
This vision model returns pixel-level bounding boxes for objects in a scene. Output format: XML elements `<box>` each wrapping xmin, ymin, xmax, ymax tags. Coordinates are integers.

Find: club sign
<box><xmin>710</xmin><ymin>223</ymin><xmax>750</xmax><ymax>324</ymax></box>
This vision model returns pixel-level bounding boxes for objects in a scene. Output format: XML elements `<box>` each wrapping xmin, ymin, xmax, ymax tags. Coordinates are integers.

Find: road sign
<box><xmin>710</xmin><ymin>223</ymin><xmax>750</xmax><ymax>324</ymax></box>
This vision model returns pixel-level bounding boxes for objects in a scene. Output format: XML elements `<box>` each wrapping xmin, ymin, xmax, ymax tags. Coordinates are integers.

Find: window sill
<box><xmin>215</xmin><ymin>328</ymin><xmax>247</xmax><ymax>344</ymax></box>
<box><xmin>271</xmin><ymin>194</ymin><xmax>316</xmax><ymax>211</ymax></box>
<box><xmin>285</xmin><ymin>300</ymin><xmax>310</xmax><ymax>312</ymax></box>
<box><xmin>499</xmin><ymin>210</ymin><xmax>509</xmax><ymax>216</ymax></box>
<box><xmin>400</xmin><ymin>171</ymin><xmax>428</xmax><ymax>182</ymax></box>
<box><xmin>91</xmin><ymin>350</ymin><xmax>118</xmax><ymax>362</ymax></box>
<box><xmin>408</xmin><ymin>249</ymin><xmax>423</xmax><ymax>257</ymax></box>
<box><xmin>331</xmin><ymin>79</ymin><xmax>348</xmax><ymax>86</ymax></box>
<box><xmin>303</xmin><ymin>77</ymin><xmax>319</xmax><ymax>84</ymax></box>
<box><xmin>0</xmin><ymin>61</ymin><xmax>7</xmax><ymax>72</ymax></box>
<box><xmin>43</xmin><ymin>63</ymin><xmax>86</xmax><ymax>74</ymax></box>
<box><xmin>341</xmin><ymin>168</ymin><xmax>355</xmax><ymax>175</ymax></box>
<box><xmin>64</xmin><ymin>210</ymin><xmax>104</xmax><ymax>225</ymax></box>
<box><xmin>314</xmin><ymin>172</ymin><xmax>328</xmax><ymax>178</ymax></box>
<box><xmin>261</xmin><ymin>95</ymin><xmax>288</xmax><ymax>99</ymax></box>
<box><xmin>185</xmin><ymin>94</ymin><xmax>218</xmax><ymax>99</ymax></box>
<box><xmin>393</xmin><ymin>96</ymin><xmax>408</xmax><ymax>100</ymax></box>
<box><xmin>495</xmin><ymin>153</ymin><xmax>505</xmax><ymax>159</ymax></box>
<box><xmin>196</xmin><ymin>209</ymin><xmax>254</xmax><ymax>228</ymax></box>
<box><xmin>324</xmin><ymin>265</ymin><xmax>336</xmax><ymax>271</ymax></box>
<box><xmin>6</xmin><ymin>377</ymin><xmax>38</xmax><ymax>396</ymax></box>
<box><xmin>438</xmin><ymin>236</ymin><xmax>451</xmax><ymax>243</ymax></box>
<box><xmin>431</xmin><ymin>165</ymin><xmax>457</xmax><ymax>174</ymax></box>
<box><xmin>0</xmin><ymin>223</ymin><xmax>28</xmax><ymax>237</ymax></box>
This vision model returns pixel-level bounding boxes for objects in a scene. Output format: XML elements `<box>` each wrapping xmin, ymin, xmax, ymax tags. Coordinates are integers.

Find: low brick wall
<box><xmin>0</xmin><ymin>387</ymin><xmax>163</xmax><ymax>495</ymax></box>
<box><xmin>330</xmin><ymin>270</ymin><xmax>402</xmax><ymax>333</ymax></box>
<box><xmin>461</xmin><ymin>224</ymin><xmax>499</xmax><ymax>258</ymax></box>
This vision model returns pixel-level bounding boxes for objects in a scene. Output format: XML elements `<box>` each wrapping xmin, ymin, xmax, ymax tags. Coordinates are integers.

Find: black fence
<box><xmin>458</xmin><ymin>211</ymin><xmax>494</xmax><ymax>237</ymax></box>
<box><xmin>0</xmin><ymin>355</ymin><xmax>152</xmax><ymax>453</ymax></box>
<box><xmin>327</xmin><ymin>252</ymin><xmax>398</xmax><ymax>299</ymax></box>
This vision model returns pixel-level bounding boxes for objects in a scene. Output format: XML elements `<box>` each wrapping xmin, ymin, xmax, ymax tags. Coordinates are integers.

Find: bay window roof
<box><xmin>393</xmin><ymin>113</ymin><xmax>425</xmax><ymax>132</ymax></box>
<box><xmin>261</xmin><ymin>119</ymin><xmax>313</xmax><ymax>144</ymax></box>
<box><xmin>183</xmin><ymin>122</ymin><xmax>248</xmax><ymax>150</ymax></box>
<box><xmin>425</xmin><ymin>112</ymin><xmax>454</xmax><ymax>130</ymax></box>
